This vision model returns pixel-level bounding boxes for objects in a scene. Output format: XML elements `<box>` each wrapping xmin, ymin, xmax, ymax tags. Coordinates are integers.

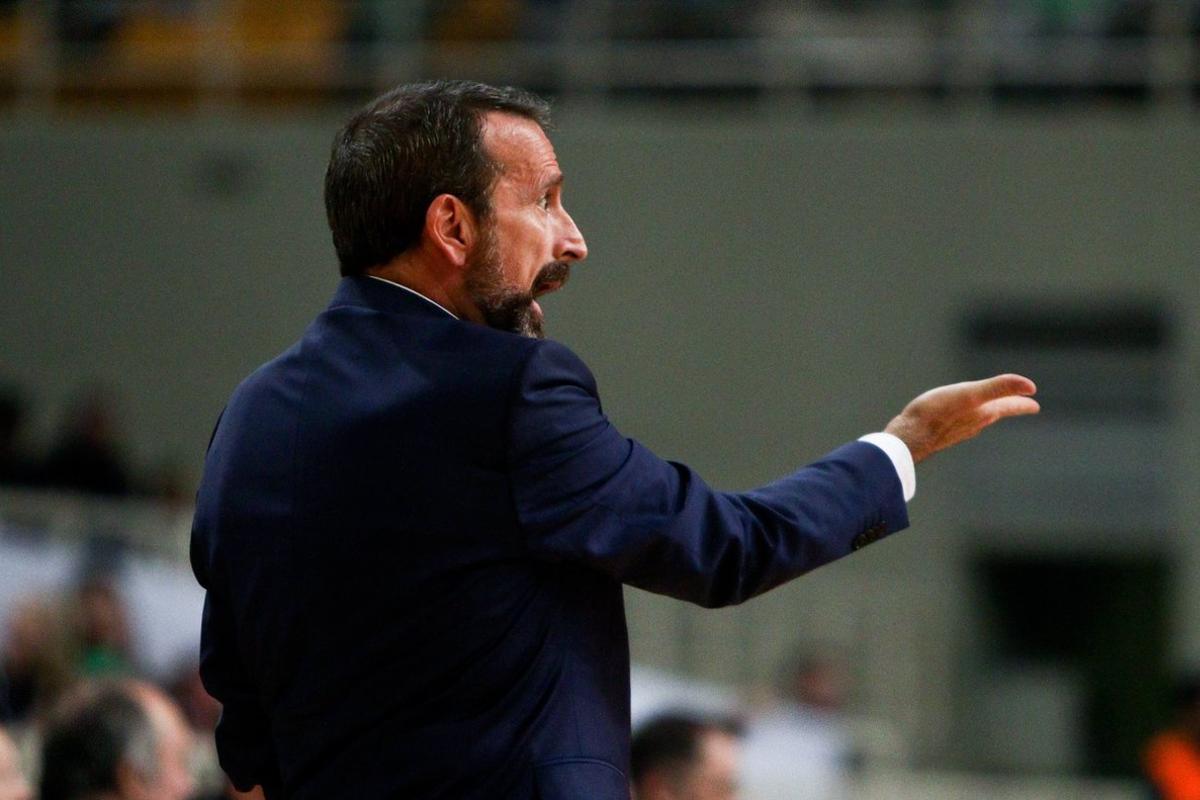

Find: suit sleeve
<box><xmin>193</xmin><ymin>565</ymin><xmax>284</xmax><ymax>796</ymax></box>
<box><xmin>191</xmin><ymin>417</ymin><xmax>284</xmax><ymax>797</ymax></box>
<box><xmin>506</xmin><ymin>340</ymin><xmax>909</xmax><ymax>608</ymax></box>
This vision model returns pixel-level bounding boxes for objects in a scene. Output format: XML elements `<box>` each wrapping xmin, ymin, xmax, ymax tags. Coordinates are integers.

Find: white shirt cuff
<box><xmin>857</xmin><ymin>432</ymin><xmax>916</xmax><ymax>503</ymax></box>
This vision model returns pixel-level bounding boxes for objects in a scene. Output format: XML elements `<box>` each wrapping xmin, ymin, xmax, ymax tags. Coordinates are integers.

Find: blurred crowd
<box><xmin>0</xmin><ymin>564</ymin><xmax>251</xmax><ymax>799</ymax></box>
<box><xmin>4</xmin><ymin>0</ymin><xmax>1191</xmax><ymax>46</ymax></box>
<box><xmin>3</xmin><ymin>562</ymin><xmax>1199</xmax><ymax>799</ymax></box>
<box><xmin>3</xmin><ymin>593</ymin><xmax>872</xmax><ymax>800</ymax></box>
<box><xmin>629</xmin><ymin>649</ymin><xmax>906</xmax><ymax>800</ymax></box>
<box><xmin>2</xmin><ymin>0</ymin><xmax>1200</xmax><ymax>108</ymax></box>
<box><xmin>628</xmin><ymin>661</ymin><xmax>1200</xmax><ymax>800</ymax></box>
<box><xmin>3</xmin><ymin>380</ymin><xmax>1200</xmax><ymax>797</ymax></box>
<box><xmin>0</xmin><ymin>383</ymin><xmax>185</xmax><ymax>504</ymax></box>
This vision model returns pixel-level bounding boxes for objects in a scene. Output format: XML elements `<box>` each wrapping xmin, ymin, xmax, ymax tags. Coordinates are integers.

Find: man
<box><xmin>741</xmin><ymin>649</ymin><xmax>857</xmax><ymax>800</ymax></box>
<box><xmin>40</xmin><ymin>680</ymin><xmax>194</xmax><ymax>800</ymax></box>
<box><xmin>191</xmin><ymin>80</ymin><xmax>1038</xmax><ymax>798</ymax></box>
<box><xmin>631</xmin><ymin>714</ymin><xmax>741</xmax><ymax>800</ymax></box>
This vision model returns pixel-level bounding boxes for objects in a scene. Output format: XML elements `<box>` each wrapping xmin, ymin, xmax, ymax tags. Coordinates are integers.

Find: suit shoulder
<box><xmin>438</xmin><ymin>328</ymin><xmax>598</xmax><ymax>400</ymax></box>
<box><xmin>515</xmin><ymin>338</ymin><xmax>597</xmax><ymax>388</ymax></box>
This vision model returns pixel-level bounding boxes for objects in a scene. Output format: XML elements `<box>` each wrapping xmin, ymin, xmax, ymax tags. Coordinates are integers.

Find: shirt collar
<box><xmin>365</xmin><ymin>275</ymin><xmax>459</xmax><ymax>320</ymax></box>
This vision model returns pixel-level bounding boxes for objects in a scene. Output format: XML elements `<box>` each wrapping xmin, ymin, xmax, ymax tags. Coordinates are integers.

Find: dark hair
<box><xmin>630</xmin><ymin>712</ymin><xmax>742</xmax><ymax>786</ymax></box>
<box><xmin>40</xmin><ymin>683</ymin><xmax>158</xmax><ymax>800</ymax></box>
<box><xmin>324</xmin><ymin>79</ymin><xmax>552</xmax><ymax>277</ymax></box>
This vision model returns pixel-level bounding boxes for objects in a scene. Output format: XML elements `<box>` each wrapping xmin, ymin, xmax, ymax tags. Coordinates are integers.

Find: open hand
<box><xmin>884</xmin><ymin>374</ymin><xmax>1039</xmax><ymax>464</ymax></box>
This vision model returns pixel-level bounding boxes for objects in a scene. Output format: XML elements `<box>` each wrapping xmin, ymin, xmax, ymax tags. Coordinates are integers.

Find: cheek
<box><xmin>514</xmin><ymin>214</ymin><xmax>555</xmax><ymax>257</ymax></box>
<box><xmin>492</xmin><ymin>213</ymin><xmax>555</xmax><ymax>287</ymax></box>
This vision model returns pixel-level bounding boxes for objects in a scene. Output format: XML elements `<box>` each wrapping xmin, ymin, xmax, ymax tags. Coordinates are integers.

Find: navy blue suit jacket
<box><xmin>191</xmin><ymin>276</ymin><xmax>908</xmax><ymax>798</ymax></box>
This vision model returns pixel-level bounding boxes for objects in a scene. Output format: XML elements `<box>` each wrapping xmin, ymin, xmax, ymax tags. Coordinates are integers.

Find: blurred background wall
<box><xmin>2</xmin><ymin>1</ymin><xmax>1199</xmax><ymax>797</ymax></box>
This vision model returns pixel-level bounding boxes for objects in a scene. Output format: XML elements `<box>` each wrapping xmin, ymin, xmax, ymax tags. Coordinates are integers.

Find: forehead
<box><xmin>480</xmin><ymin>111</ymin><xmax>559</xmax><ymax>186</ymax></box>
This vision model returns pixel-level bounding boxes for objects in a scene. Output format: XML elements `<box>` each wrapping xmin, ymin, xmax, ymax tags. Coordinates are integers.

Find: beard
<box><xmin>463</xmin><ymin>225</ymin><xmax>570</xmax><ymax>339</ymax></box>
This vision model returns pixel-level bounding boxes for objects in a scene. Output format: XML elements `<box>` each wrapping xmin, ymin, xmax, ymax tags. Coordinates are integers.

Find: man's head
<box><xmin>631</xmin><ymin>713</ymin><xmax>742</xmax><ymax>800</ymax></box>
<box><xmin>325</xmin><ymin>80</ymin><xmax>587</xmax><ymax>338</ymax></box>
<box><xmin>0</xmin><ymin>726</ymin><xmax>30</xmax><ymax>800</ymax></box>
<box><xmin>76</xmin><ymin>577</ymin><xmax>130</xmax><ymax>656</ymax></box>
<box><xmin>781</xmin><ymin>647</ymin><xmax>851</xmax><ymax>713</ymax></box>
<box><xmin>40</xmin><ymin>680</ymin><xmax>193</xmax><ymax>800</ymax></box>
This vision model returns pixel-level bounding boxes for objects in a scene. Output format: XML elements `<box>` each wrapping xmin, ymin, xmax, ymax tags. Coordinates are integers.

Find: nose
<box><xmin>556</xmin><ymin>210</ymin><xmax>588</xmax><ymax>263</ymax></box>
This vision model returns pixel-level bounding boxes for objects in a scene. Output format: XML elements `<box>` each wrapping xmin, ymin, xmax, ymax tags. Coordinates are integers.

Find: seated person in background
<box><xmin>0</xmin><ymin>725</ymin><xmax>30</xmax><ymax>800</ymax></box>
<box><xmin>40</xmin><ymin>389</ymin><xmax>132</xmax><ymax>497</ymax></box>
<box><xmin>40</xmin><ymin>680</ymin><xmax>193</xmax><ymax>800</ymax></box>
<box><xmin>167</xmin><ymin>663</ymin><xmax>265</xmax><ymax>800</ymax></box>
<box><xmin>0</xmin><ymin>597</ymin><xmax>73</xmax><ymax>725</ymax></box>
<box><xmin>631</xmin><ymin>712</ymin><xmax>742</xmax><ymax>800</ymax></box>
<box><xmin>740</xmin><ymin>648</ymin><xmax>855</xmax><ymax>800</ymax></box>
<box><xmin>73</xmin><ymin>577</ymin><xmax>135</xmax><ymax>679</ymax></box>
<box><xmin>1145</xmin><ymin>676</ymin><xmax>1200</xmax><ymax>800</ymax></box>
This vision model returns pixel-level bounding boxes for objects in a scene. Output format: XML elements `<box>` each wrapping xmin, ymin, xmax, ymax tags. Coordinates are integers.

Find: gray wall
<box><xmin>2</xmin><ymin>110</ymin><xmax>1197</xmax><ymax>765</ymax></box>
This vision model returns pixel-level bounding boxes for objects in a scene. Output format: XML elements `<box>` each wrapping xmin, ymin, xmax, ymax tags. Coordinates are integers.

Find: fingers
<box><xmin>979</xmin><ymin>395</ymin><xmax>1041</xmax><ymax>422</ymax></box>
<box><xmin>972</xmin><ymin>374</ymin><xmax>1037</xmax><ymax>403</ymax></box>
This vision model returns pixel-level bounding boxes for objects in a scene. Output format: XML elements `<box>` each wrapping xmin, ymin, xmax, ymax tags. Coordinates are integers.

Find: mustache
<box><xmin>531</xmin><ymin>261</ymin><xmax>571</xmax><ymax>295</ymax></box>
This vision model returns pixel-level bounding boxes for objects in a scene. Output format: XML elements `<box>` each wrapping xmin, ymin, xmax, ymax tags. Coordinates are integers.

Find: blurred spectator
<box><xmin>630</xmin><ymin>665</ymin><xmax>740</xmax><ymax>731</ymax></box>
<box><xmin>0</xmin><ymin>387</ymin><xmax>37</xmax><ymax>488</ymax></box>
<box><xmin>740</xmin><ymin>649</ymin><xmax>854</xmax><ymax>800</ymax></box>
<box><xmin>1143</xmin><ymin>675</ymin><xmax>1200</xmax><ymax>800</ymax></box>
<box><xmin>166</xmin><ymin>661</ymin><xmax>225</xmax><ymax>799</ymax></box>
<box><xmin>73</xmin><ymin>577</ymin><xmax>135</xmax><ymax>679</ymax></box>
<box><xmin>41</xmin><ymin>389</ymin><xmax>132</xmax><ymax>497</ymax></box>
<box><xmin>0</xmin><ymin>598</ymin><xmax>73</xmax><ymax>725</ymax></box>
<box><xmin>167</xmin><ymin>663</ymin><xmax>219</xmax><ymax>735</ymax></box>
<box><xmin>40</xmin><ymin>679</ymin><xmax>193</xmax><ymax>800</ymax></box>
<box><xmin>631</xmin><ymin>712</ymin><xmax>742</xmax><ymax>800</ymax></box>
<box><xmin>162</xmin><ymin>660</ymin><xmax>267</xmax><ymax>800</ymax></box>
<box><xmin>0</xmin><ymin>725</ymin><xmax>31</xmax><ymax>800</ymax></box>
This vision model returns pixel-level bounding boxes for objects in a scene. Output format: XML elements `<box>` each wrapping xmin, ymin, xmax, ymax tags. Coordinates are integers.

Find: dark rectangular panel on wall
<box><xmin>971</xmin><ymin>553</ymin><xmax>1172</xmax><ymax>777</ymax></box>
<box><xmin>963</xmin><ymin>302</ymin><xmax>1170</xmax><ymax>420</ymax></box>
<box><xmin>955</xmin><ymin>299</ymin><xmax>1174</xmax><ymax>543</ymax></box>
<box><xmin>966</xmin><ymin>304</ymin><xmax>1167</xmax><ymax>350</ymax></box>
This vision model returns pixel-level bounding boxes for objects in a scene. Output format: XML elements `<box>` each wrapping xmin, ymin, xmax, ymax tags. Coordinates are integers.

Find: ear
<box><xmin>423</xmin><ymin>193</ymin><xmax>479</xmax><ymax>270</ymax></box>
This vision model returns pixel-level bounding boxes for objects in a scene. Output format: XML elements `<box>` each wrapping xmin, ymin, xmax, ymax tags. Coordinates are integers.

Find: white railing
<box><xmin>0</xmin><ymin>487</ymin><xmax>192</xmax><ymax>561</ymax></box>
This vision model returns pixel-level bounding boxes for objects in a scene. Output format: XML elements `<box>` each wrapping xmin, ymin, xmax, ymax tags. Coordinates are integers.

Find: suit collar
<box><xmin>330</xmin><ymin>275</ymin><xmax>459</xmax><ymax>321</ymax></box>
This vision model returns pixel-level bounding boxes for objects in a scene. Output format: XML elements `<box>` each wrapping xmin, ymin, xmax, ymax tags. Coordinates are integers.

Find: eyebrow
<box><xmin>539</xmin><ymin>171</ymin><xmax>564</xmax><ymax>193</ymax></box>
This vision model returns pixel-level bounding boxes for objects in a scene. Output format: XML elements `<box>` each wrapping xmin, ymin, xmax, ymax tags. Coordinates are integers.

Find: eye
<box><xmin>536</xmin><ymin>193</ymin><xmax>551</xmax><ymax>211</ymax></box>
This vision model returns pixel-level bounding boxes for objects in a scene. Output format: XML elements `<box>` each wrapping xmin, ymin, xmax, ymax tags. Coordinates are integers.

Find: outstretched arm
<box><xmin>507</xmin><ymin>341</ymin><xmax>909</xmax><ymax>607</ymax></box>
<box><xmin>507</xmin><ymin>343</ymin><xmax>1038</xmax><ymax>607</ymax></box>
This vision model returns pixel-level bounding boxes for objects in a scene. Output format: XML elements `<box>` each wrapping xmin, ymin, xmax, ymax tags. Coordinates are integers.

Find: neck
<box><xmin>366</xmin><ymin>256</ymin><xmax>482</xmax><ymax>324</ymax></box>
